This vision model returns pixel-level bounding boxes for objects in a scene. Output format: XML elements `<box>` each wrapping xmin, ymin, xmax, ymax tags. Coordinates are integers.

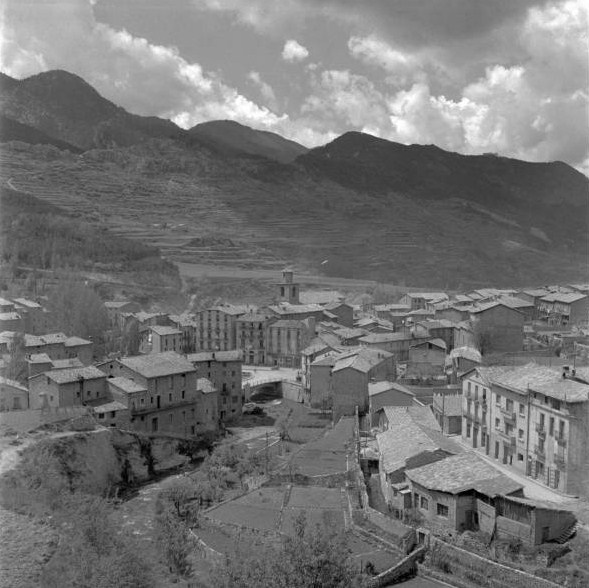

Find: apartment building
<box><xmin>235</xmin><ymin>312</ymin><xmax>269</xmax><ymax>365</ymax></box>
<box><xmin>194</xmin><ymin>305</ymin><xmax>250</xmax><ymax>352</ymax></box>
<box><xmin>462</xmin><ymin>364</ymin><xmax>589</xmax><ymax>497</ymax></box>
<box><xmin>186</xmin><ymin>350</ymin><xmax>243</xmax><ymax>421</ymax></box>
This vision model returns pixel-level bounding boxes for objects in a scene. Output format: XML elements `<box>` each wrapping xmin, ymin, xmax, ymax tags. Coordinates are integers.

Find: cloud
<box><xmin>247</xmin><ymin>71</ymin><xmax>278</xmax><ymax>110</ymax></box>
<box><xmin>282</xmin><ymin>39</ymin><xmax>309</xmax><ymax>62</ymax></box>
<box><xmin>0</xmin><ymin>0</ymin><xmax>287</xmax><ymax>133</ymax></box>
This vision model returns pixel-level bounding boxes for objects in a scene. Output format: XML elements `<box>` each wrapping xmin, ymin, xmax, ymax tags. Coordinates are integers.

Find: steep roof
<box><xmin>368</xmin><ymin>380</ymin><xmax>400</xmax><ymax>396</ymax></box>
<box><xmin>332</xmin><ymin>347</ymin><xmax>393</xmax><ymax>373</ymax></box>
<box><xmin>406</xmin><ymin>452</ymin><xmax>523</xmax><ymax>496</ymax></box>
<box><xmin>64</xmin><ymin>336</ymin><xmax>92</xmax><ymax>347</ymax></box>
<box><xmin>43</xmin><ymin>366</ymin><xmax>106</xmax><ymax>384</ymax></box>
<box><xmin>186</xmin><ymin>350</ymin><xmax>242</xmax><ymax>363</ymax></box>
<box><xmin>118</xmin><ymin>352</ymin><xmax>195</xmax><ymax>378</ymax></box>
<box><xmin>150</xmin><ymin>325</ymin><xmax>182</xmax><ymax>336</ymax></box>
<box><xmin>410</xmin><ymin>338</ymin><xmax>447</xmax><ymax>350</ymax></box>
<box><xmin>380</xmin><ymin>405</ymin><xmax>441</xmax><ymax>432</ymax></box>
<box><xmin>470</xmin><ymin>301</ymin><xmax>523</xmax><ymax>315</ymax></box>
<box><xmin>27</xmin><ymin>353</ymin><xmax>52</xmax><ymax>364</ymax></box>
<box><xmin>0</xmin><ymin>376</ymin><xmax>28</xmax><ymax>392</ymax></box>
<box><xmin>107</xmin><ymin>376</ymin><xmax>147</xmax><ymax>394</ymax></box>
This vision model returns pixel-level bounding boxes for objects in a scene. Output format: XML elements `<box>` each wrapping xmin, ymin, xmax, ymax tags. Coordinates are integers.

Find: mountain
<box><xmin>189</xmin><ymin>120</ymin><xmax>308</xmax><ymax>163</ymax></box>
<box><xmin>297</xmin><ymin>131</ymin><xmax>588</xmax><ymax>249</ymax></box>
<box><xmin>0</xmin><ymin>70</ymin><xmax>587</xmax><ymax>289</ymax></box>
<box><xmin>0</xmin><ymin>70</ymin><xmax>183</xmax><ymax>150</ymax></box>
<box><xmin>0</xmin><ymin>114</ymin><xmax>82</xmax><ymax>153</ymax></box>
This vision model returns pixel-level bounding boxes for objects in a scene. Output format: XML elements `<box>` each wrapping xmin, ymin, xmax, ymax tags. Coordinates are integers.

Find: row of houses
<box><xmin>0</xmin><ymin>296</ymin><xmax>52</xmax><ymax>334</ymax></box>
<box><xmin>370</xmin><ymin>405</ymin><xmax>577</xmax><ymax>547</ymax></box>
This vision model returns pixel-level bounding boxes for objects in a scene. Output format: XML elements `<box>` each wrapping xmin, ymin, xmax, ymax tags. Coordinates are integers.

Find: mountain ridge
<box><xmin>0</xmin><ymin>69</ymin><xmax>587</xmax><ymax>288</ymax></box>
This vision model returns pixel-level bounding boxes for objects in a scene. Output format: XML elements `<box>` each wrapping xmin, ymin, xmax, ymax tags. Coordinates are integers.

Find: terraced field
<box><xmin>1</xmin><ymin>141</ymin><xmax>586</xmax><ymax>288</ymax></box>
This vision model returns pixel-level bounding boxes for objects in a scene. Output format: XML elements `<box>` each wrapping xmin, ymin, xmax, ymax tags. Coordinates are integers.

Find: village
<box><xmin>1</xmin><ymin>269</ymin><xmax>589</xmax><ymax>587</ymax></box>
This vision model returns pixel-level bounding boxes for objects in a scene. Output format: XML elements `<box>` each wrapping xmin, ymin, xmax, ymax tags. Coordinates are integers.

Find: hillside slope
<box><xmin>189</xmin><ymin>120</ymin><xmax>308</xmax><ymax>163</ymax></box>
<box><xmin>0</xmin><ymin>70</ymin><xmax>587</xmax><ymax>288</ymax></box>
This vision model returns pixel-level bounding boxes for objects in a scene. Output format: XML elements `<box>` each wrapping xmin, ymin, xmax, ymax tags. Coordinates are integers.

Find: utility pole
<box><xmin>265</xmin><ymin>431</ymin><xmax>269</xmax><ymax>475</ymax></box>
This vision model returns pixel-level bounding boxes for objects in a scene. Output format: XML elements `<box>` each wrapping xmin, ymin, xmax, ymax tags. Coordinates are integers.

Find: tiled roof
<box><xmin>44</xmin><ymin>366</ymin><xmax>106</xmax><ymax>384</ymax></box>
<box><xmin>493</xmin><ymin>363</ymin><xmax>589</xmax><ymax>403</ymax></box>
<box><xmin>368</xmin><ymin>380</ymin><xmax>398</xmax><ymax>396</ymax></box>
<box><xmin>237</xmin><ymin>313</ymin><xmax>269</xmax><ymax>322</ymax></box>
<box><xmin>406</xmin><ymin>453</ymin><xmax>523</xmax><ymax>496</ymax></box>
<box><xmin>497</xmin><ymin>296</ymin><xmax>534</xmax><ymax>309</ymax></box>
<box><xmin>27</xmin><ymin>353</ymin><xmax>52</xmax><ymax>364</ymax></box>
<box><xmin>0</xmin><ymin>376</ymin><xmax>28</xmax><ymax>392</ymax></box>
<box><xmin>373</xmin><ymin>304</ymin><xmax>411</xmax><ymax>312</ymax></box>
<box><xmin>301</xmin><ymin>339</ymin><xmax>333</xmax><ymax>356</ymax></box>
<box><xmin>419</xmin><ymin>319</ymin><xmax>457</xmax><ymax>329</ymax></box>
<box><xmin>107</xmin><ymin>377</ymin><xmax>147</xmax><ymax>394</ymax></box>
<box><xmin>52</xmin><ymin>358</ymin><xmax>84</xmax><ymax>369</ymax></box>
<box><xmin>197</xmin><ymin>378</ymin><xmax>216</xmax><ymax>394</ymax></box>
<box><xmin>376</xmin><ymin>409</ymin><xmax>461</xmax><ymax>474</ymax></box>
<box><xmin>64</xmin><ymin>336</ymin><xmax>92</xmax><ymax>347</ymax></box>
<box><xmin>93</xmin><ymin>401</ymin><xmax>128</xmax><ymax>413</ymax></box>
<box><xmin>359</xmin><ymin>332</ymin><xmax>407</xmax><ymax>343</ymax></box>
<box><xmin>150</xmin><ymin>325</ymin><xmax>182</xmax><ymax>336</ymax></box>
<box><xmin>270</xmin><ymin>319</ymin><xmax>309</xmax><ymax>329</ymax></box>
<box><xmin>541</xmin><ymin>292</ymin><xmax>587</xmax><ymax>304</ymax></box>
<box><xmin>450</xmin><ymin>346</ymin><xmax>482</xmax><ymax>363</ymax></box>
<box><xmin>333</xmin><ymin>327</ymin><xmax>367</xmax><ymax>339</ymax></box>
<box><xmin>380</xmin><ymin>405</ymin><xmax>441</xmax><ymax>432</ymax></box>
<box><xmin>119</xmin><ymin>352</ymin><xmax>195</xmax><ymax>378</ymax></box>
<box><xmin>410</xmin><ymin>338</ymin><xmax>447</xmax><ymax>350</ymax></box>
<box><xmin>13</xmin><ymin>298</ymin><xmax>42</xmax><ymax>309</ymax></box>
<box><xmin>25</xmin><ymin>332</ymin><xmax>68</xmax><ymax>346</ymax></box>
<box><xmin>268</xmin><ymin>303</ymin><xmax>324</xmax><ymax>315</ymax></box>
<box><xmin>332</xmin><ymin>347</ymin><xmax>393</xmax><ymax>373</ymax></box>
<box><xmin>0</xmin><ymin>312</ymin><xmax>21</xmax><ymax>321</ymax></box>
<box><xmin>211</xmin><ymin>304</ymin><xmax>252</xmax><ymax>316</ymax></box>
<box><xmin>186</xmin><ymin>350</ymin><xmax>243</xmax><ymax>363</ymax></box>
<box><xmin>470</xmin><ymin>301</ymin><xmax>522</xmax><ymax>315</ymax></box>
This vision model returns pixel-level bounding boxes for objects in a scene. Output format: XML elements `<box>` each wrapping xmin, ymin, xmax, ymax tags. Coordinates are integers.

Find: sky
<box><xmin>1</xmin><ymin>0</ymin><xmax>588</xmax><ymax>172</ymax></box>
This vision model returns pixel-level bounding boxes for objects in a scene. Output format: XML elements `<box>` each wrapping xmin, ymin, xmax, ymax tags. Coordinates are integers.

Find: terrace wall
<box><xmin>426</xmin><ymin>536</ymin><xmax>561</xmax><ymax>588</ymax></box>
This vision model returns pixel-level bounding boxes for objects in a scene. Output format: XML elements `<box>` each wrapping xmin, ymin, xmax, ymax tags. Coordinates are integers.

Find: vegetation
<box><xmin>218</xmin><ymin>512</ymin><xmax>368</xmax><ymax>588</ymax></box>
<box><xmin>0</xmin><ymin>186</ymin><xmax>181</xmax><ymax>289</ymax></box>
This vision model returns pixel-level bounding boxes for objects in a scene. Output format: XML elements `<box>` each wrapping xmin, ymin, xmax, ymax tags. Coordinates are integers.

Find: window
<box><xmin>141</xmin><ymin>398</ymin><xmax>145</xmax><ymax>405</ymax></box>
<box><xmin>98</xmin><ymin>413</ymin><xmax>105</xmax><ymax>419</ymax></box>
<box><xmin>413</xmin><ymin>493</ymin><xmax>419</xmax><ymax>507</ymax></box>
<box><xmin>495</xmin><ymin>418</ymin><xmax>500</xmax><ymax>429</ymax></box>
<box><xmin>420</xmin><ymin>496</ymin><xmax>429</xmax><ymax>510</ymax></box>
<box><xmin>466</xmin><ymin>424</ymin><xmax>471</xmax><ymax>438</ymax></box>
<box><xmin>181</xmin><ymin>390</ymin><xmax>185</xmax><ymax>399</ymax></box>
<box><xmin>540</xmin><ymin>413</ymin><xmax>545</xmax><ymax>427</ymax></box>
<box><xmin>110</xmin><ymin>411</ymin><xmax>116</xmax><ymax>418</ymax></box>
<box><xmin>506</xmin><ymin>399</ymin><xmax>513</xmax><ymax>412</ymax></box>
<box><xmin>496</xmin><ymin>394</ymin><xmax>501</xmax><ymax>406</ymax></box>
<box><xmin>549</xmin><ymin>417</ymin><xmax>555</xmax><ymax>436</ymax></box>
<box><xmin>169</xmin><ymin>414</ymin><xmax>173</xmax><ymax>423</ymax></box>
<box><xmin>559</xmin><ymin>420</ymin><xmax>565</xmax><ymax>437</ymax></box>
<box><xmin>467</xmin><ymin>382</ymin><xmax>472</xmax><ymax>394</ymax></box>
<box><xmin>519</xmin><ymin>403</ymin><xmax>525</xmax><ymax>416</ymax></box>
<box><xmin>437</xmin><ymin>503</ymin><xmax>449</xmax><ymax>517</ymax></box>
<box><xmin>518</xmin><ymin>429</ymin><xmax>524</xmax><ymax>440</ymax></box>
<box><xmin>169</xmin><ymin>393</ymin><xmax>172</xmax><ymax>402</ymax></box>
<box><xmin>517</xmin><ymin>453</ymin><xmax>524</xmax><ymax>461</ymax></box>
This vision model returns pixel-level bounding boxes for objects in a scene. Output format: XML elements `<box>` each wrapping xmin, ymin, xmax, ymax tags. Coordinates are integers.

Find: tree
<box><xmin>219</xmin><ymin>513</ymin><xmax>368</xmax><ymax>588</ymax></box>
<box><xmin>4</xmin><ymin>331</ymin><xmax>27</xmax><ymax>383</ymax></box>
<box><xmin>177</xmin><ymin>431</ymin><xmax>217</xmax><ymax>463</ymax></box>
<box><xmin>155</xmin><ymin>502</ymin><xmax>194</xmax><ymax>577</ymax></box>
<box><xmin>160</xmin><ymin>477</ymin><xmax>196</xmax><ymax>519</ymax></box>
<box><xmin>46</xmin><ymin>276</ymin><xmax>109</xmax><ymax>354</ymax></box>
<box><xmin>473</xmin><ymin>321</ymin><xmax>494</xmax><ymax>356</ymax></box>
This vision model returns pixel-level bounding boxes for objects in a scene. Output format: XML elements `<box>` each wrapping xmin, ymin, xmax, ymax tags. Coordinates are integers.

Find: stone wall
<box><xmin>368</xmin><ymin>545</ymin><xmax>428</xmax><ymax>587</ymax></box>
<box><xmin>427</xmin><ymin>536</ymin><xmax>561</xmax><ymax>588</ymax></box>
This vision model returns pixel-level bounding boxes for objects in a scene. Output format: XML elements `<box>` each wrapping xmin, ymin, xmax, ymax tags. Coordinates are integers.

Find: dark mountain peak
<box><xmin>189</xmin><ymin>119</ymin><xmax>308</xmax><ymax>163</ymax></box>
<box><xmin>0</xmin><ymin>71</ymin><xmax>18</xmax><ymax>92</ymax></box>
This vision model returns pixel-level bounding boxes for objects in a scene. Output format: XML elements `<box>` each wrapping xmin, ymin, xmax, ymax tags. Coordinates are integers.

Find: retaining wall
<box><xmin>427</xmin><ymin>537</ymin><xmax>562</xmax><ymax>588</ymax></box>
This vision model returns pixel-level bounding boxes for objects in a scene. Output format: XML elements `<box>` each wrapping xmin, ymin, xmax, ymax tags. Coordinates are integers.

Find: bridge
<box><xmin>242</xmin><ymin>367</ymin><xmax>305</xmax><ymax>403</ymax></box>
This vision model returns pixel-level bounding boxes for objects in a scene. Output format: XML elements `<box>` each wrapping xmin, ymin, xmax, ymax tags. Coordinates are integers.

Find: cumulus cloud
<box><xmin>0</xmin><ymin>0</ymin><xmax>287</xmax><ymax>132</ymax></box>
<box><xmin>282</xmin><ymin>39</ymin><xmax>309</xmax><ymax>62</ymax></box>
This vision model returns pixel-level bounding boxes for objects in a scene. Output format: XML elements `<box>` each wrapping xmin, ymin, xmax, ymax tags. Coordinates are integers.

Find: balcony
<box><xmin>535</xmin><ymin>423</ymin><xmax>546</xmax><ymax>438</ymax></box>
<box><xmin>496</xmin><ymin>430</ymin><xmax>516</xmax><ymax>447</ymax></box>
<box><xmin>534</xmin><ymin>445</ymin><xmax>546</xmax><ymax>459</ymax></box>
<box><xmin>500</xmin><ymin>408</ymin><xmax>517</xmax><ymax>425</ymax></box>
<box><xmin>555</xmin><ymin>433</ymin><xmax>567</xmax><ymax>448</ymax></box>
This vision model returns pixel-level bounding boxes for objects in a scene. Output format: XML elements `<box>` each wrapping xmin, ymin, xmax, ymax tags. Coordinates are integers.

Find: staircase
<box><xmin>556</xmin><ymin>521</ymin><xmax>580</xmax><ymax>544</ymax></box>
